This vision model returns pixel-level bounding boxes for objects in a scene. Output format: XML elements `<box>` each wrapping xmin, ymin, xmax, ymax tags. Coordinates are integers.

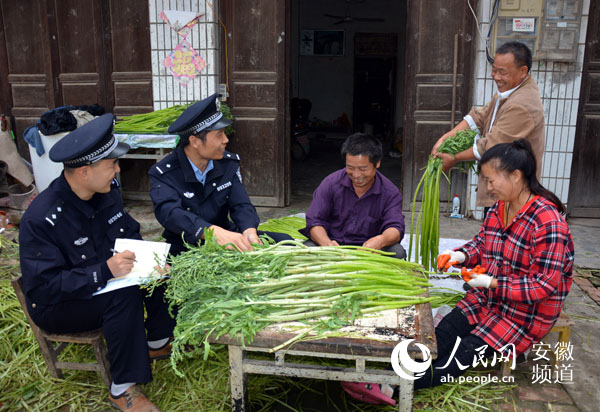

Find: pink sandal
<box><xmin>341</xmin><ymin>381</ymin><xmax>396</xmax><ymax>406</ymax></box>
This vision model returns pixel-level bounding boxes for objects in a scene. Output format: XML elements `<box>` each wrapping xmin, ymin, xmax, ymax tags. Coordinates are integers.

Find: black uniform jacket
<box><xmin>19</xmin><ymin>174</ymin><xmax>141</xmax><ymax>310</ymax></box>
<box><xmin>148</xmin><ymin>146</ymin><xmax>259</xmax><ymax>254</ymax></box>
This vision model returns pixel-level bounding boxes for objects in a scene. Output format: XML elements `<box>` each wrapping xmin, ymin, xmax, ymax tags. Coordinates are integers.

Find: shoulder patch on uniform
<box><xmin>236</xmin><ymin>168</ymin><xmax>243</xmax><ymax>183</ymax></box>
<box><xmin>154</xmin><ymin>158</ymin><xmax>179</xmax><ymax>175</ymax></box>
<box><xmin>44</xmin><ymin>200</ymin><xmax>65</xmax><ymax>227</ymax></box>
<box><xmin>224</xmin><ymin>151</ymin><xmax>241</xmax><ymax>162</ymax></box>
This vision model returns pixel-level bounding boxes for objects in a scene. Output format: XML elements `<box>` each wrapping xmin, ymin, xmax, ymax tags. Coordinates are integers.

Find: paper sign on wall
<box><xmin>160</xmin><ymin>10</ymin><xmax>206</xmax><ymax>86</ymax></box>
<box><xmin>513</xmin><ymin>18</ymin><xmax>535</xmax><ymax>32</ymax></box>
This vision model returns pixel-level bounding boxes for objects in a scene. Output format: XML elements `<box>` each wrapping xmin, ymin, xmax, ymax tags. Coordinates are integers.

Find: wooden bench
<box><xmin>501</xmin><ymin>311</ymin><xmax>574</xmax><ymax>377</ymax></box>
<box><xmin>11</xmin><ymin>276</ymin><xmax>111</xmax><ymax>386</ymax></box>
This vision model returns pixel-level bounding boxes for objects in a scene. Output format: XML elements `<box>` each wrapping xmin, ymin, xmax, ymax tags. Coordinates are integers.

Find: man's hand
<box><xmin>434</xmin><ymin>152</ymin><xmax>457</xmax><ymax>173</ymax></box>
<box><xmin>431</xmin><ymin>119</ymin><xmax>470</xmax><ymax>156</ymax></box>
<box><xmin>107</xmin><ymin>250</ymin><xmax>136</xmax><ymax>277</ymax></box>
<box><xmin>309</xmin><ymin>226</ymin><xmax>339</xmax><ymax>246</ymax></box>
<box><xmin>211</xmin><ymin>225</ymin><xmax>254</xmax><ymax>251</ymax></box>
<box><xmin>362</xmin><ymin>235</ymin><xmax>385</xmax><ymax>250</ymax></box>
<box><xmin>242</xmin><ymin>228</ymin><xmax>263</xmax><ymax>245</ymax></box>
<box><xmin>431</xmin><ymin>131</ymin><xmax>454</xmax><ymax>155</ymax></box>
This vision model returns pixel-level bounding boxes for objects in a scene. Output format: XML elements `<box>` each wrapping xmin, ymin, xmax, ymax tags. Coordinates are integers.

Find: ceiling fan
<box><xmin>324</xmin><ymin>0</ymin><xmax>385</xmax><ymax>25</ymax></box>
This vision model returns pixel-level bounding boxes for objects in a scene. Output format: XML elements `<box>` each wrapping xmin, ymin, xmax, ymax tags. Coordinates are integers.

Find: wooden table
<box><xmin>212</xmin><ymin>302</ymin><xmax>437</xmax><ymax>412</ymax></box>
<box><xmin>114</xmin><ymin>133</ymin><xmax>176</xmax><ymax>200</ymax></box>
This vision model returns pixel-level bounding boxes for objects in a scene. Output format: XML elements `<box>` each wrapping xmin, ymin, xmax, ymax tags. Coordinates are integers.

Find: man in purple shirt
<box><xmin>300</xmin><ymin>133</ymin><xmax>406</xmax><ymax>259</ymax></box>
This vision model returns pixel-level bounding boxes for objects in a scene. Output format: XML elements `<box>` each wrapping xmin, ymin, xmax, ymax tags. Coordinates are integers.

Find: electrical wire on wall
<box><xmin>468</xmin><ymin>0</ymin><xmax>500</xmax><ymax>64</ymax></box>
<box><xmin>486</xmin><ymin>0</ymin><xmax>500</xmax><ymax>64</ymax></box>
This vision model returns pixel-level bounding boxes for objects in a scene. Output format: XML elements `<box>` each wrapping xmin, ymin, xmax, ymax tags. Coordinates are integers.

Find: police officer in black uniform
<box><xmin>148</xmin><ymin>94</ymin><xmax>291</xmax><ymax>255</ymax></box>
<box><xmin>19</xmin><ymin>114</ymin><xmax>174</xmax><ymax>412</ymax></box>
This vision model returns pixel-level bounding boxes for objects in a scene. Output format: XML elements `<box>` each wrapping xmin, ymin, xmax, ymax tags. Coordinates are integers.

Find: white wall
<box><xmin>467</xmin><ymin>0</ymin><xmax>590</xmax><ymax>219</ymax></box>
<box><xmin>290</xmin><ymin>0</ymin><xmax>406</xmax><ymax>129</ymax></box>
<box><xmin>148</xmin><ymin>0</ymin><xmax>221</xmax><ymax>109</ymax></box>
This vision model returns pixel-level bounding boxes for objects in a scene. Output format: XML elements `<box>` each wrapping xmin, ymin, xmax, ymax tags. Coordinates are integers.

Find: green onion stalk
<box><xmin>149</xmin><ymin>231</ymin><xmax>433</xmax><ymax>376</ymax></box>
<box><xmin>114</xmin><ymin>104</ymin><xmax>192</xmax><ymax>134</ymax></box>
<box><xmin>257</xmin><ymin>215</ymin><xmax>307</xmax><ymax>240</ymax></box>
<box><xmin>408</xmin><ymin>129</ymin><xmax>477</xmax><ymax>271</ymax></box>
<box><xmin>114</xmin><ymin>102</ymin><xmax>235</xmax><ymax>136</ymax></box>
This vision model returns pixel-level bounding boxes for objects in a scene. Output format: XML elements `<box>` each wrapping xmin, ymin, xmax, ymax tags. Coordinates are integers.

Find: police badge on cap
<box><xmin>168</xmin><ymin>93</ymin><xmax>232</xmax><ymax>136</ymax></box>
<box><xmin>49</xmin><ymin>113</ymin><xmax>130</xmax><ymax>167</ymax></box>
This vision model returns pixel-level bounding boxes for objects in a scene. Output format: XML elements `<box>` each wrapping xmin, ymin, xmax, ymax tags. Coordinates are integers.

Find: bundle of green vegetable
<box><xmin>157</xmin><ymin>232</ymin><xmax>433</xmax><ymax>374</ymax></box>
<box><xmin>257</xmin><ymin>215</ymin><xmax>308</xmax><ymax>240</ymax></box>
<box><xmin>429</xmin><ymin>288</ymin><xmax>465</xmax><ymax>308</ymax></box>
<box><xmin>114</xmin><ymin>102</ymin><xmax>236</xmax><ymax>136</ymax></box>
<box><xmin>408</xmin><ymin>129</ymin><xmax>477</xmax><ymax>271</ymax></box>
<box><xmin>114</xmin><ymin>104</ymin><xmax>192</xmax><ymax>134</ymax></box>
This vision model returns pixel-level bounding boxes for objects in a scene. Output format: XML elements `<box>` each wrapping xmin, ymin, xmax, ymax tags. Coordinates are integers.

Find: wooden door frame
<box><xmin>220</xmin><ymin>0</ymin><xmax>290</xmax><ymax>207</ymax></box>
<box><xmin>567</xmin><ymin>0</ymin><xmax>600</xmax><ymax>218</ymax></box>
<box><xmin>0</xmin><ymin>0</ymin><xmax>58</xmax><ymax>158</ymax></box>
<box><xmin>44</xmin><ymin>0</ymin><xmax>62</xmax><ymax>108</ymax></box>
<box><xmin>401</xmin><ymin>0</ymin><xmax>477</xmax><ymax>211</ymax></box>
<box><xmin>0</xmin><ymin>3</ymin><xmax>10</xmax><ymax>114</ymax></box>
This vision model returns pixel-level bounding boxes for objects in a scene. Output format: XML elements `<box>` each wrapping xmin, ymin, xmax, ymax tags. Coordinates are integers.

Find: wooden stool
<box><xmin>501</xmin><ymin>311</ymin><xmax>574</xmax><ymax>376</ymax></box>
<box><xmin>11</xmin><ymin>276</ymin><xmax>111</xmax><ymax>386</ymax></box>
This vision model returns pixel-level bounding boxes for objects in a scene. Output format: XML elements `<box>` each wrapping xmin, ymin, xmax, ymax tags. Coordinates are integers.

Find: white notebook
<box><xmin>93</xmin><ymin>238</ymin><xmax>171</xmax><ymax>295</ymax></box>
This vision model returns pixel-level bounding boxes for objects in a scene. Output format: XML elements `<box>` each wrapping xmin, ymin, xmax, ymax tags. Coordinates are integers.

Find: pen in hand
<box><xmin>110</xmin><ymin>248</ymin><xmax>138</xmax><ymax>262</ymax></box>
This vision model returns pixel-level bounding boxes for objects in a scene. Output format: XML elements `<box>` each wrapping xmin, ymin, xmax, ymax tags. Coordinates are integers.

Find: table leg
<box><xmin>229</xmin><ymin>345</ymin><xmax>248</xmax><ymax>412</ymax></box>
<box><xmin>397</xmin><ymin>375</ymin><xmax>414</xmax><ymax>411</ymax></box>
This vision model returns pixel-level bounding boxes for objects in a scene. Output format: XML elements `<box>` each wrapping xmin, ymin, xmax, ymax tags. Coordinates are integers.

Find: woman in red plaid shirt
<box><xmin>342</xmin><ymin>139</ymin><xmax>574</xmax><ymax>404</ymax></box>
<box><xmin>421</xmin><ymin>138</ymin><xmax>574</xmax><ymax>389</ymax></box>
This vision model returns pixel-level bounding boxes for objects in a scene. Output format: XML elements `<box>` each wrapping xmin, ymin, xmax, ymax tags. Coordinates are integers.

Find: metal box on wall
<box><xmin>491</xmin><ymin>0</ymin><xmax>582</xmax><ymax>62</ymax></box>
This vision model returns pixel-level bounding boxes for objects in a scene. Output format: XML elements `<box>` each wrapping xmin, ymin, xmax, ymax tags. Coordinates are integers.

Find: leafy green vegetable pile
<box><xmin>114</xmin><ymin>104</ymin><xmax>192</xmax><ymax>134</ymax></box>
<box><xmin>159</xmin><ymin>232</ymin><xmax>433</xmax><ymax>374</ymax></box>
<box><xmin>258</xmin><ymin>215</ymin><xmax>308</xmax><ymax>240</ymax></box>
<box><xmin>114</xmin><ymin>102</ymin><xmax>236</xmax><ymax>136</ymax></box>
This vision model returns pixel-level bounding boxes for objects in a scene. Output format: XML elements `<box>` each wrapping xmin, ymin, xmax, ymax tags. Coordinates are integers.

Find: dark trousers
<box><xmin>258</xmin><ymin>230</ymin><xmax>293</xmax><ymax>243</ymax></box>
<box><xmin>31</xmin><ymin>284</ymin><xmax>176</xmax><ymax>385</ymax></box>
<box><xmin>303</xmin><ymin>239</ymin><xmax>407</xmax><ymax>260</ymax></box>
<box><xmin>414</xmin><ymin>307</ymin><xmax>494</xmax><ymax>390</ymax></box>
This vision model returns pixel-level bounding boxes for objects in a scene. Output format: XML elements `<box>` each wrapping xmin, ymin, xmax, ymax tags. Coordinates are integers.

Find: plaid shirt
<box><xmin>456</xmin><ymin>196</ymin><xmax>574</xmax><ymax>355</ymax></box>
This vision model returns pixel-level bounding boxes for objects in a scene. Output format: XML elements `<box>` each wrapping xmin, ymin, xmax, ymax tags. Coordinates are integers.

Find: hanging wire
<box><xmin>467</xmin><ymin>0</ymin><xmax>499</xmax><ymax>65</ymax></box>
<box><xmin>467</xmin><ymin>0</ymin><xmax>485</xmax><ymax>45</ymax></box>
<box><xmin>485</xmin><ymin>0</ymin><xmax>500</xmax><ymax>64</ymax></box>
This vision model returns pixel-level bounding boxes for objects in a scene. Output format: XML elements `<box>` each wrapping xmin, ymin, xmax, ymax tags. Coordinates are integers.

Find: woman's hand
<box><xmin>437</xmin><ymin>250</ymin><xmax>466</xmax><ymax>272</ymax></box>
<box><xmin>467</xmin><ymin>273</ymin><xmax>494</xmax><ymax>288</ymax></box>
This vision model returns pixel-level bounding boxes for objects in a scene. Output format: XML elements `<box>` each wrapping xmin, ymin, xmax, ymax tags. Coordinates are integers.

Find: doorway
<box><xmin>289</xmin><ymin>0</ymin><xmax>407</xmax><ymax>207</ymax></box>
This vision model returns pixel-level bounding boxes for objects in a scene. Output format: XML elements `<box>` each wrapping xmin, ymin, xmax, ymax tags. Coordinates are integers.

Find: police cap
<box><xmin>168</xmin><ymin>93</ymin><xmax>232</xmax><ymax>136</ymax></box>
<box><xmin>49</xmin><ymin>113</ymin><xmax>130</xmax><ymax>167</ymax></box>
